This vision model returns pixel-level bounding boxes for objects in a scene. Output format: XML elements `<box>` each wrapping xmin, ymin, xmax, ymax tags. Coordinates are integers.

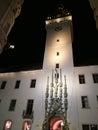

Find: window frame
<box><xmin>82</xmin><ymin>124</ymin><xmax>98</xmax><ymax>130</ymax></box>
<box><xmin>0</xmin><ymin>81</ymin><xmax>7</xmax><ymax>89</ymax></box>
<box><xmin>79</xmin><ymin>74</ymin><xmax>85</xmax><ymax>84</ymax></box>
<box><xmin>15</xmin><ymin>80</ymin><xmax>21</xmax><ymax>89</ymax></box>
<box><xmin>30</xmin><ymin>79</ymin><xmax>36</xmax><ymax>88</ymax></box>
<box><xmin>92</xmin><ymin>73</ymin><xmax>98</xmax><ymax>83</ymax></box>
<box><xmin>9</xmin><ymin>99</ymin><xmax>16</xmax><ymax>111</ymax></box>
<box><xmin>81</xmin><ymin>96</ymin><xmax>89</xmax><ymax>108</ymax></box>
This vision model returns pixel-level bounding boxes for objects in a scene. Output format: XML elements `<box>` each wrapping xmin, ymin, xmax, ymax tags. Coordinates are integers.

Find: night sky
<box><xmin>0</xmin><ymin>0</ymin><xmax>98</xmax><ymax>72</ymax></box>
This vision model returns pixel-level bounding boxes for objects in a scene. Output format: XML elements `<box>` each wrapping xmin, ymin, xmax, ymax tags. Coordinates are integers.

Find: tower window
<box><xmin>79</xmin><ymin>74</ymin><xmax>85</xmax><ymax>84</ymax></box>
<box><xmin>57</xmin><ymin>39</ymin><xmax>59</xmax><ymax>42</ymax></box>
<box><xmin>57</xmin><ymin>52</ymin><xmax>59</xmax><ymax>56</ymax></box>
<box><xmin>92</xmin><ymin>73</ymin><xmax>98</xmax><ymax>83</ymax></box>
<box><xmin>56</xmin><ymin>63</ymin><xmax>59</xmax><ymax>68</ymax></box>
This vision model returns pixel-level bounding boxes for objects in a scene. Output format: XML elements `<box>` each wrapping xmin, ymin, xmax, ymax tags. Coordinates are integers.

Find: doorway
<box><xmin>50</xmin><ymin>116</ymin><xmax>63</xmax><ymax>130</ymax></box>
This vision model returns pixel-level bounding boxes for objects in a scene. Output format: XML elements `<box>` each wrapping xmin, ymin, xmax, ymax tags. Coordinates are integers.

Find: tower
<box><xmin>42</xmin><ymin>4</ymin><xmax>76</xmax><ymax>130</ymax></box>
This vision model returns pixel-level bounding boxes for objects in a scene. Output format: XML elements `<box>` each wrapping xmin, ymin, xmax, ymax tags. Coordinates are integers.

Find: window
<box><xmin>30</xmin><ymin>79</ymin><xmax>36</xmax><ymax>88</ymax></box>
<box><xmin>82</xmin><ymin>124</ymin><xmax>98</xmax><ymax>130</ymax></box>
<box><xmin>23</xmin><ymin>121</ymin><xmax>32</xmax><ymax>130</ymax></box>
<box><xmin>56</xmin><ymin>39</ymin><xmax>60</xmax><ymax>42</ymax></box>
<box><xmin>3</xmin><ymin>120</ymin><xmax>12</xmax><ymax>130</ymax></box>
<box><xmin>92</xmin><ymin>73</ymin><xmax>98</xmax><ymax>83</ymax></box>
<box><xmin>0</xmin><ymin>81</ymin><xmax>7</xmax><ymax>89</ymax></box>
<box><xmin>82</xmin><ymin>124</ymin><xmax>89</xmax><ymax>130</ymax></box>
<box><xmin>96</xmin><ymin>96</ymin><xmax>98</xmax><ymax>107</ymax></box>
<box><xmin>81</xmin><ymin>96</ymin><xmax>89</xmax><ymax>108</ymax></box>
<box><xmin>26</xmin><ymin>99</ymin><xmax>34</xmax><ymax>115</ymax></box>
<box><xmin>56</xmin><ymin>63</ymin><xmax>59</xmax><ymax>68</ymax></box>
<box><xmin>9</xmin><ymin>99</ymin><xmax>16</xmax><ymax>111</ymax></box>
<box><xmin>15</xmin><ymin>80</ymin><xmax>20</xmax><ymax>88</ymax></box>
<box><xmin>79</xmin><ymin>75</ymin><xmax>85</xmax><ymax>84</ymax></box>
<box><xmin>56</xmin><ymin>52</ymin><xmax>59</xmax><ymax>56</ymax></box>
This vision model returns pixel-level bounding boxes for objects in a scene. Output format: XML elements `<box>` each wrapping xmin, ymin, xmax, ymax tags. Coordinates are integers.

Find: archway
<box><xmin>50</xmin><ymin>116</ymin><xmax>64</xmax><ymax>130</ymax></box>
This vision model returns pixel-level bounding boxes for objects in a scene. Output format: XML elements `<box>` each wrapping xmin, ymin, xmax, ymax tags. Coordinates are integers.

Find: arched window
<box><xmin>3</xmin><ymin>120</ymin><xmax>12</xmax><ymax>130</ymax></box>
<box><xmin>23</xmin><ymin>121</ymin><xmax>32</xmax><ymax>130</ymax></box>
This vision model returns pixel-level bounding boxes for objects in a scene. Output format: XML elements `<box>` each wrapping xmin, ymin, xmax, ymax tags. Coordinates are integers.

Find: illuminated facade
<box><xmin>0</xmin><ymin>4</ymin><xmax>98</xmax><ymax>130</ymax></box>
<box><xmin>0</xmin><ymin>0</ymin><xmax>98</xmax><ymax>55</ymax></box>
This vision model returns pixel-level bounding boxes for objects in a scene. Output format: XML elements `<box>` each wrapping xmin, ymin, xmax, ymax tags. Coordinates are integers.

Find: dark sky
<box><xmin>0</xmin><ymin>0</ymin><xmax>98</xmax><ymax>72</ymax></box>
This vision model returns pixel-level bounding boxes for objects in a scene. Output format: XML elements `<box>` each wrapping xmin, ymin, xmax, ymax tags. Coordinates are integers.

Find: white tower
<box><xmin>42</xmin><ymin>4</ymin><xmax>78</xmax><ymax>130</ymax></box>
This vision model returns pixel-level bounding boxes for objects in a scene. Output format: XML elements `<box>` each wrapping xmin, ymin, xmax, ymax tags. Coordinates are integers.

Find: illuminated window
<box><xmin>0</xmin><ymin>81</ymin><xmax>7</xmax><ymax>89</ymax></box>
<box><xmin>9</xmin><ymin>99</ymin><xmax>16</xmax><ymax>111</ymax></box>
<box><xmin>23</xmin><ymin>121</ymin><xmax>32</xmax><ymax>130</ymax></box>
<box><xmin>3</xmin><ymin>120</ymin><xmax>12</xmax><ymax>130</ymax></box>
<box><xmin>82</xmin><ymin>124</ymin><xmax>98</xmax><ymax>130</ymax></box>
<box><xmin>92</xmin><ymin>73</ymin><xmax>98</xmax><ymax>83</ymax></box>
<box><xmin>30</xmin><ymin>79</ymin><xmax>36</xmax><ymax>88</ymax></box>
<box><xmin>79</xmin><ymin>74</ymin><xmax>85</xmax><ymax>84</ymax></box>
<box><xmin>56</xmin><ymin>63</ymin><xmax>59</xmax><ymax>68</ymax></box>
<box><xmin>15</xmin><ymin>80</ymin><xmax>20</xmax><ymax>89</ymax></box>
<box><xmin>81</xmin><ymin>96</ymin><xmax>89</xmax><ymax>108</ymax></box>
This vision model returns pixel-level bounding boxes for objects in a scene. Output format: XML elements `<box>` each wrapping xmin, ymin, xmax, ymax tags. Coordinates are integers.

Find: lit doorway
<box><xmin>50</xmin><ymin>116</ymin><xmax>64</xmax><ymax>130</ymax></box>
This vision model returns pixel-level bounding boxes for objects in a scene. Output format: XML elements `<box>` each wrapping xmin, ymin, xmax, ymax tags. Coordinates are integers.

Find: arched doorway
<box><xmin>50</xmin><ymin>116</ymin><xmax>64</xmax><ymax>130</ymax></box>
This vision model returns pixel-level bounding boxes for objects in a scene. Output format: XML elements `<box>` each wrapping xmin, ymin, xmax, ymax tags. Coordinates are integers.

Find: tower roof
<box><xmin>47</xmin><ymin>3</ymin><xmax>71</xmax><ymax>20</ymax></box>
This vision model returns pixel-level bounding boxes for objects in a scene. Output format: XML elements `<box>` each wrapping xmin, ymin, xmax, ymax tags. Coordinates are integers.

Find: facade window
<box><xmin>56</xmin><ymin>52</ymin><xmax>59</xmax><ymax>56</ymax></box>
<box><xmin>3</xmin><ymin>120</ymin><xmax>12</xmax><ymax>130</ymax></box>
<box><xmin>30</xmin><ymin>79</ymin><xmax>36</xmax><ymax>88</ymax></box>
<box><xmin>82</xmin><ymin>124</ymin><xmax>98</xmax><ymax>130</ymax></box>
<box><xmin>96</xmin><ymin>96</ymin><xmax>98</xmax><ymax>107</ymax></box>
<box><xmin>56</xmin><ymin>63</ymin><xmax>59</xmax><ymax>68</ymax></box>
<box><xmin>9</xmin><ymin>99</ymin><xmax>16</xmax><ymax>111</ymax></box>
<box><xmin>26</xmin><ymin>99</ymin><xmax>34</xmax><ymax>115</ymax></box>
<box><xmin>92</xmin><ymin>73</ymin><xmax>98</xmax><ymax>83</ymax></box>
<box><xmin>81</xmin><ymin>96</ymin><xmax>89</xmax><ymax>108</ymax></box>
<box><xmin>15</xmin><ymin>80</ymin><xmax>20</xmax><ymax>88</ymax></box>
<box><xmin>57</xmin><ymin>39</ymin><xmax>59</xmax><ymax>42</ymax></box>
<box><xmin>0</xmin><ymin>81</ymin><xmax>7</xmax><ymax>89</ymax></box>
<box><xmin>79</xmin><ymin>74</ymin><xmax>85</xmax><ymax>84</ymax></box>
<box><xmin>23</xmin><ymin>121</ymin><xmax>32</xmax><ymax>130</ymax></box>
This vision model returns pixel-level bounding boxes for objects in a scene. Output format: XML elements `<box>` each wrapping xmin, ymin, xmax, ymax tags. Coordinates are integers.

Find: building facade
<box><xmin>0</xmin><ymin>5</ymin><xmax>98</xmax><ymax>130</ymax></box>
<box><xmin>0</xmin><ymin>0</ymin><xmax>24</xmax><ymax>54</ymax></box>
